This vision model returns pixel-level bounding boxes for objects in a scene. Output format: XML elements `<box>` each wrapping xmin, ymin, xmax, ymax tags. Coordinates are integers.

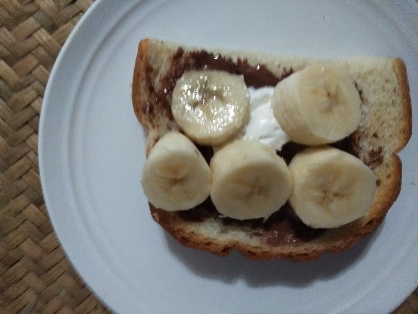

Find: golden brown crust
<box><xmin>133</xmin><ymin>39</ymin><xmax>412</xmax><ymax>261</ymax></box>
<box><xmin>132</xmin><ymin>39</ymin><xmax>149</xmax><ymax>127</ymax></box>
<box><xmin>392</xmin><ymin>58</ymin><xmax>413</xmax><ymax>152</ymax></box>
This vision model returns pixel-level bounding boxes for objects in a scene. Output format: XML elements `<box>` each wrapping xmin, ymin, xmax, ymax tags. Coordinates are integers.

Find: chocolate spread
<box><xmin>147</xmin><ymin>48</ymin><xmax>383</xmax><ymax>246</ymax></box>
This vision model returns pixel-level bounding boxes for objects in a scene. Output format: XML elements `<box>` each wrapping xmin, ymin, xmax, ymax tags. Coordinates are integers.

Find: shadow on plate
<box><xmin>165</xmin><ymin>221</ymin><xmax>384</xmax><ymax>288</ymax></box>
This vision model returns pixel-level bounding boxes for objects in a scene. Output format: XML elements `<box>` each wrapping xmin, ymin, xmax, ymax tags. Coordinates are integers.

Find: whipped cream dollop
<box><xmin>238</xmin><ymin>86</ymin><xmax>290</xmax><ymax>151</ymax></box>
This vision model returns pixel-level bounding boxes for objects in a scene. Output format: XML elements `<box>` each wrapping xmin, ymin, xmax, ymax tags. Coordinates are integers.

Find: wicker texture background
<box><xmin>0</xmin><ymin>1</ymin><xmax>417</xmax><ymax>313</ymax></box>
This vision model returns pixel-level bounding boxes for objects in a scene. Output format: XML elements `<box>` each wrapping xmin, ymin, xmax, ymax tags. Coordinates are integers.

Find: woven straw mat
<box><xmin>0</xmin><ymin>1</ymin><xmax>417</xmax><ymax>313</ymax></box>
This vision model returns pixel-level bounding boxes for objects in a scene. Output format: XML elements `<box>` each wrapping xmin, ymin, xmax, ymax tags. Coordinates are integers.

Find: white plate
<box><xmin>39</xmin><ymin>1</ymin><xmax>418</xmax><ymax>313</ymax></box>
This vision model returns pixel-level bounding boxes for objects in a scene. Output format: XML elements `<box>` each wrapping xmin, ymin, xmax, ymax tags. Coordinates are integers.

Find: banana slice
<box><xmin>172</xmin><ymin>70</ymin><xmax>250</xmax><ymax>146</ymax></box>
<box><xmin>288</xmin><ymin>146</ymin><xmax>376</xmax><ymax>228</ymax></box>
<box><xmin>272</xmin><ymin>64</ymin><xmax>361</xmax><ymax>146</ymax></box>
<box><xmin>210</xmin><ymin>140</ymin><xmax>292</xmax><ymax>220</ymax></box>
<box><xmin>141</xmin><ymin>132</ymin><xmax>211</xmax><ymax>211</ymax></box>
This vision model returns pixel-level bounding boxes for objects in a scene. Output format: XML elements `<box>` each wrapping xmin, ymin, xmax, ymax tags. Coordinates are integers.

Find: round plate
<box><xmin>39</xmin><ymin>1</ymin><xmax>418</xmax><ymax>313</ymax></box>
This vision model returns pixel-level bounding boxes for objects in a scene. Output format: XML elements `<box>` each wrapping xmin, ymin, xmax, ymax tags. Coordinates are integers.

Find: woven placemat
<box><xmin>0</xmin><ymin>1</ymin><xmax>417</xmax><ymax>313</ymax></box>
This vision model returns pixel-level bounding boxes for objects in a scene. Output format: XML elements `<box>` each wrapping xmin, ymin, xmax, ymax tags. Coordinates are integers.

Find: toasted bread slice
<box><xmin>132</xmin><ymin>38</ymin><xmax>412</xmax><ymax>261</ymax></box>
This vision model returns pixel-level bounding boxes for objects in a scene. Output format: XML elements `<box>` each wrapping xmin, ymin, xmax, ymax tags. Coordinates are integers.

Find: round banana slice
<box><xmin>210</xmin><ymin>140</ymin><xmax>292</xmax><ymax>220</ymax></box>
<box><xmin>288</xmin><ymin>146</ymin><xmax>376</xmax><ymax>228</ymax></box>
<box><xmin>141</xmin><ymin>132</ymin><xmax>211</xmax><ymax>211</ymax></box>
<box><xmin>272</xmin><ymin>64</ymin><xmax>361</xmax><ymax>146</ymax></box>
<box><xmin>172</xmin><ymin>70</ymin><xmax>250</xmax><ymax>146</ymax></box>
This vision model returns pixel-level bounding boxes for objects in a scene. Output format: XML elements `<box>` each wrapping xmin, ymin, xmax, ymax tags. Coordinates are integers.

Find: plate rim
<box><xmin>38</xmin><ymin>1</ymin><xmax>418</xmax><ymax>313</ymax></box>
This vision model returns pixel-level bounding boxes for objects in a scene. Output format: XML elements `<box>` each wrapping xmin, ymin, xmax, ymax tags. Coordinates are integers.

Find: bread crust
<box><xmin>132</xmin><ymin>38</ymin><xmax>412</xmax><ymax>261</ymax></box>
<box><xmin>392</xmin><ymin>58</ymin><xmax>413</xmax><ymax>151</ymax></box>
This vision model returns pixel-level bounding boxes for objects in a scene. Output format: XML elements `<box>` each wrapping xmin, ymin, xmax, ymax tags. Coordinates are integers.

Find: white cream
<box><xmin>238</xmin><ymin>86</ymin><xmax>290</xmax><ymax>151</ymax></box>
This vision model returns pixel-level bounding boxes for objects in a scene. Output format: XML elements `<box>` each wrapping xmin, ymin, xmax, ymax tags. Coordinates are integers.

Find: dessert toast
<box><xmin>132</xmin><ymin>38</ymin><xmax>412</xmax><ymax>261</ymax></box>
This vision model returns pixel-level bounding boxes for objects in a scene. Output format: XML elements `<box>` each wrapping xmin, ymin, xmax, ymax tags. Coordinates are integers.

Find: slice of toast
<box><xmin>132</xmin><ymin>38</ymin><xmax>412</xmax><ymax>261</ymax></box>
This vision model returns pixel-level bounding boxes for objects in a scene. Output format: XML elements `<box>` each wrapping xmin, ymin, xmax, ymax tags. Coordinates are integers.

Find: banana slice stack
<box><xmin>141</xmin><ymin>132</ymin><xmax>211</xmax><ymax>211</ymax></box>
<box><xmin>172</xmin><ymin>70</ymin><xmax>250</xmax><ymax>145</ymax></box>
<box><xmin>272</xmin><ymin>64</ymin><xmax>362</xmax><ymax>146</ymax></box>
<box><xmin>141</xmin><ymin>65</ymin><xmax>377</xmax><ymax>228</ymax></box>
<box><xmin>289</xmin><ymin>146</ymin><xmax>376</xmax><ymax>228</ymax></box>
<box><xmin>210</xmin><ymin>140</ymin><xmax>292</xmax><ymax>220</ymax></box>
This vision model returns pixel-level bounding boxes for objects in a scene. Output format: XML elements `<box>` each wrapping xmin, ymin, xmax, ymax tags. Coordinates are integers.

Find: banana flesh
<box><xmin>141</xmin><ymin>132</ymin><xmax>211</xmax><ymax>211</ymax></box>
<box><xmin>141</xmin><ymin>66</ymin><xmax>375</xmax><ymax>227</ymax></box>
<box><xmin>210</xmin><ymin>140</ymin><xmax>292</xmax><ymax>220</ymax></box>
<box><xmin>272</xmin><ymin>64</ymin><xmax>361</xmax><ymax>146</ymax></box>
<box><xmin>288</xmin><ymin>146</ymin><xmax>376</xmax><ymax>228</ymax></box>
<box><xmin>172</xmin><ymin>70</ymin><xmax>250</xmax><ymax>146</ymax></box>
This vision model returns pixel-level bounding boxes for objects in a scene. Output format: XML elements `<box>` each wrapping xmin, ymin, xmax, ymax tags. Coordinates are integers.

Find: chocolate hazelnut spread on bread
<box><xmin>132</xmin><ymin>38</ymin><xmax>411</xmax><ymax>260</ymax></box>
